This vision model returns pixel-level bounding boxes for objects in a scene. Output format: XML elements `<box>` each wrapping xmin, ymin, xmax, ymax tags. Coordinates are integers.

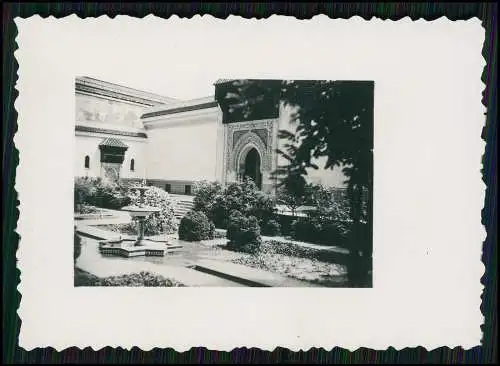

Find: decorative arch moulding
<box><xmin>232</xmin><ymin>132</ymin><xmax>271</xmax><ymax>172</ymax></box>
<box><xmin>225</xmin><ymin>119</ymin><xmax>276</xmax><ymax>173</ymax></box>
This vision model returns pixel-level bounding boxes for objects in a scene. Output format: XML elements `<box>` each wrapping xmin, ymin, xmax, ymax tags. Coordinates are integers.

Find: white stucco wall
<box><xmin>144</xmin><ymin>108</ymin><xmax>220</xmax><ymax>182</ymax></box>
<box><xmin>277</xmin><ymin>103</ymin><xmax>348</xmax><ymax>188</ymax></box>
<box><xmin>75</xmin><ymin>93</ymin><xmax>147</xmax><ymax>129</ymax></box>
<box><xmin>74</xmin><ymin>133</ymin><xmax>148</xmax><ymax>180</ymax></box>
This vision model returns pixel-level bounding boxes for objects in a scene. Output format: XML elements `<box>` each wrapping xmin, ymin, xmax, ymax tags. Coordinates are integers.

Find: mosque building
<box><xmin>75</xmin><ymin>76</ymin><xmax>347</xmax><ymax>195</ymax></box>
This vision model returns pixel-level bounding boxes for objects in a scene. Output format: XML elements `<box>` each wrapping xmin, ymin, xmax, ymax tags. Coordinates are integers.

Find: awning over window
<box><xmin>99</xmin><ymin>138</ymin><xmax>128</xmax><ymax>164</ymax></box>
<box><xmin>99</xmin><ymin>137</ymin><xmax>129</xmax><ymax>149</ymax></box>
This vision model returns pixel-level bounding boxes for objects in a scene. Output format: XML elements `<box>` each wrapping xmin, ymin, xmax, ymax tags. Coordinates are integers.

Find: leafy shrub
<box><xmin>193</xmin><ymin>180</ymin><xmax>223</xmax><ymax>216</ymax></box>
<box><xmin>74</xmin><ymin>177</ymin><xmax>98</xmax><ymax>211</ymax></box>
<box><xmin>290</xmin><ymin>209</ymin><xmax>351</xmax><ymax>247</ymax></box>
<box><xmin>97</xmin><ymin>271</ymin><xmax>184</xmax><ymax>287</ymax></box>
<box><xmin>74</xmin><ymin>268</ymin><xmax>100</xmax><ymax>286</ymax></box>
<box><xmin>75</xmin><ymin>204</ymin><xmax>99</xmax><ymax>215</ymax></box>
<box><xmin>74</xmin><ymin>230</ymin><xmax>82</xmax><ymax>263</ymax></box>
<box><xmin>226</xmin><ymin>210</ymin><xmax>262</xmax><ymax>253</ymax></box>
<box><xmin>262</xmin><ymin>219</ymin><xmax>281</xmax><ymax>237</ymax></box>
<box><xmin>94</xmin><ymin>180</ymin><xmax>131</xmax><ymax>209</ymax></box>
<box><xmin>178</xmin><ymin>210</ymin><xmax>214</xmax><ymax>241</ymax></box>
<box><xmin>289</xmin><ymin>197</ymin><xmax>353</xmax><ymax>246</ymax></box>
<box><xmin>250</xmin><ymin>191</ymin><xmax>276</xmax><ymax>227</ymax></box>
<box><xmin>126</xmin><ymin>186</ymin><xmax>177</xmax><ymax>236</ymax></box>
<box><xmin>74</xmin><ymin>177</ymin><xmax>131</xmax><ymax>211</ymax></box>
<box><xmin>74</xmin><ymin>269</ymin><xmax>184</xmax><ymax>287</ymax></box>
<box><xmin>194</xmin><ymin>178</ymin><xmax>276</xmax><ymax>229</ymax></box>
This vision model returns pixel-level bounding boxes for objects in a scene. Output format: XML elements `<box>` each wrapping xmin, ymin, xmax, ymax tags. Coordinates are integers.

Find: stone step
<box><xmin>174</xmin><ymin>205</ymin><xmax>194</xmax><ymax>211</ymax></box>
<box><xmin>174</xmin><ymin>206</ymin><xmax>192</xmax><ymax>211</ymax></box>
<box><xmin>175</xmin><ymin>202</ymin><xmax>193</xmax><ymax>205</ymax></box>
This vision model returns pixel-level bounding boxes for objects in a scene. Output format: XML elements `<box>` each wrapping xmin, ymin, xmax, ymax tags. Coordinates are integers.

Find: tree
<box><xmin>216</xmin><ymin>79</ymin><xmax>373</xmax><ymax>287</ymax></box>
<box><xmin>275</xmin><ymin>172</ymin><xmax>308</xmax><ymax>218</ymax></box>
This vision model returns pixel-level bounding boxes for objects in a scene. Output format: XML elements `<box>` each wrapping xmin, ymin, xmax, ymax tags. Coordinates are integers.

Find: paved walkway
<box><xmin>75</xmin><ymin>215</ymin><xmax>337</xmax><ymax>287</ymax></box>
<box><xmin>76</xmin><ymin>236</ymin><xmax>245</xmax><ymax>287</ymax></box>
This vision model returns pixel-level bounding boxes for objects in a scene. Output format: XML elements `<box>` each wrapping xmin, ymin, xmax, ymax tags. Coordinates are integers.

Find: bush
<box><xmin>194</xmin><ymin>178</ymin><xmax>277</xmax><ymax>229</ymax></box>
<box><xmin>290</xmin><ymin>202</ymin><xmax>351</xmax><ymax>246</ymax></box>
<box><xmin>193</xmin><ymin>181</ymin><xmax>223</xmax><ymax>217</ymax></box>
<box><xmin>178</xmin><ymin>210</ymin><xmax>214</xmax><ymax>241</ymax></box>
<box><xmin>74</xmin><ymin>177</ymin><xmax>131</xmax><ymax>211</ymax></box>
<box><xmin>74</xmin><ymin>268</ymin><xmax>100</xmax><ymax>286</ymax></box>
<box><xmin>126</xmin><ymin>186</ymin><xmax>177</xmax><ymax>236</ymax></box>
<box><xmin>226</xmin><ymin>210</ymin><xmax>262</xmax><ymax>253</ymax></box>
<box><xmin>97</xmin><ymin>271</ymin><xmax>184</xmax><ymax>287</ymax></box>
<box><xmin>94</xmin><ymin>180</ymin><xmax>131</xmax><ymax>209</ymax></box>
<box><xmin>261</xmin><ymin>219</ymin><xmax>281</xmax><ymax>236</ymax></box>
<box><xmin>250</xmin><ymin>191</ymin><xmax>277</xmax><ymax>228</ymax></box>
<box><xmin>74</xmin><ymin>269</ymin><xmax>184</xmax><ymax>287</ymax></box>
<box><xmin>74</xmin><ymin>177</ymin><xmax>98</xmax><ymax>211</ymax></box>
<box><xmin>74</xmin><ymin>230</ymin><xmax>82</xmax><ymax>263</ymax></box>
<box><xmin>75</xmin><ymin>204</ymin><xmax>99</xmax><ymax>214</ymax></box>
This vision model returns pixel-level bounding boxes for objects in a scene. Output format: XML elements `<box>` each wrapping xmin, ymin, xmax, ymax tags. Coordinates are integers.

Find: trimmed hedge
<box><xmin>178</xmin><ymin>210</ymin><xmax>214</xmax><ymax>241</ymax></box>
<box><xmin>226</xmin><ymin>210</ymin><xmax>262</xmax><ymax>253</ymax></box>
<box><xmin>262</xmin><ymin>219</ymin><xmax>281</xmax><ymax>237</ymax></box>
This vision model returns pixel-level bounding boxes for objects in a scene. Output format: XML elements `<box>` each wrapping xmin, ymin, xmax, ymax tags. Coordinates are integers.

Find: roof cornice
<box><xmin>75</xmin><ymin>77</ymin><xmax>176</xmax><ymax>107</ymax></box>
<box><xmin>75</xmin><ymin>125</ymin><xmax>148</xmax><ymax>138</ymax></box>
<box><xmin>141</xmin><ymin>101</ymin><xmax>219</xmax><ymax>119</ymax></box>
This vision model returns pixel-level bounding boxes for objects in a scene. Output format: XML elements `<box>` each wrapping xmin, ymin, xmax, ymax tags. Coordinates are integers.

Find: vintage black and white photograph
<box><xmin>73</xmin><ymin>77</ymin><xmax>374</xmax><ymax>288</ymax></box>
<box><xmin>15</xmin><ymin>15</ymin><xmax>485</xmax><ymax>350</ymax></box>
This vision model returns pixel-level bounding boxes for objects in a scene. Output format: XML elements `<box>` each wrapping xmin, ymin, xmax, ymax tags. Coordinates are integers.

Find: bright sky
<box><xmin>42</xmin><ymin>15</ymin><xmax>390</xmax><ymax>101</ymax></box>
<box><xmin>71</xmin><ymin>15</ymin><xmax>317</xmax><ymax>101</ymax></box>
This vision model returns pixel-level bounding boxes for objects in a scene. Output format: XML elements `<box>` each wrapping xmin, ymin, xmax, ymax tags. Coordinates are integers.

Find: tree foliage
<box><xmin>193</xmin><ymin>178</ymin><xmax>276</xmax><ymax>229</ymax></box>
<box><xmin>217</xmin><ymin>80</ymin><xmax>373</xmax><ymax>199</ymax></box>
<box><xmin>216</xmin><ymin>79</ymin><xmax>374</xmax><ymax>286</ymax></box>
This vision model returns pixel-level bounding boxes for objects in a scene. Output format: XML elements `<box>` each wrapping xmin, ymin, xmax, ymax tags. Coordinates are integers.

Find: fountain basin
<box><xmin>97</xmin><ymin>185</ymin><xmax>183</xmax><ymax>258</ymax></box>
<box><xmin>121</xmin><ymin>205</ymin><xmax>160</xmax><ymax>218</ymax></box>
<box><xmin>99</xmin><ymin>238</ymin><xmax>182</xmax><ymax>258</ymax></box>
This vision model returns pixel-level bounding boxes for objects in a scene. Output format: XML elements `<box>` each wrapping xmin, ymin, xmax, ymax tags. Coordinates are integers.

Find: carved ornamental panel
<box><xmin>225</xmin><ymin>119</ymin><xmax>276</xmax><ymax>174</ymax></box>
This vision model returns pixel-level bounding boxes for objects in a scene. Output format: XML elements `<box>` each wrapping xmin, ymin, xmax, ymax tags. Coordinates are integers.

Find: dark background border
<box><xmin>3</xmin><ymin>3</ymin><xmax>497</xmax><ymax>364</ymax></box>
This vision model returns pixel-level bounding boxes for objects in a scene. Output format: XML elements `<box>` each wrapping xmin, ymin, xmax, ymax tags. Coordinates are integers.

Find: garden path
<box><xmin>76</xmin><ymin>225</ymin><xmax>327</xmax><ymax>287</ymax></box>
<box><xmin>76</xmin><ymin>236</ymin><xmax>246</xmax><ymax>287</ymax></box>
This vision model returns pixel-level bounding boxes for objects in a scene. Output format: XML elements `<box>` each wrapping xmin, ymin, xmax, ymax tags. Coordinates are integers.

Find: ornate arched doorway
<box><xmin>225</xmin><ymin>126</ymin><xmax>275</xmax><ymax>192</ymax></box>
<box><xmin>242</xmin><ymin>147</ymin><xmax>262</xmax><ymax>189</ymax></box>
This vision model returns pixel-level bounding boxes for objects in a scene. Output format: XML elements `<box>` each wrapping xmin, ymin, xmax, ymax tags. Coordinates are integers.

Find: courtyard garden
<box><xmin>74</xmin><ymin>176</ymin><xmax>370</xmax><ymax>287</ymax></box>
